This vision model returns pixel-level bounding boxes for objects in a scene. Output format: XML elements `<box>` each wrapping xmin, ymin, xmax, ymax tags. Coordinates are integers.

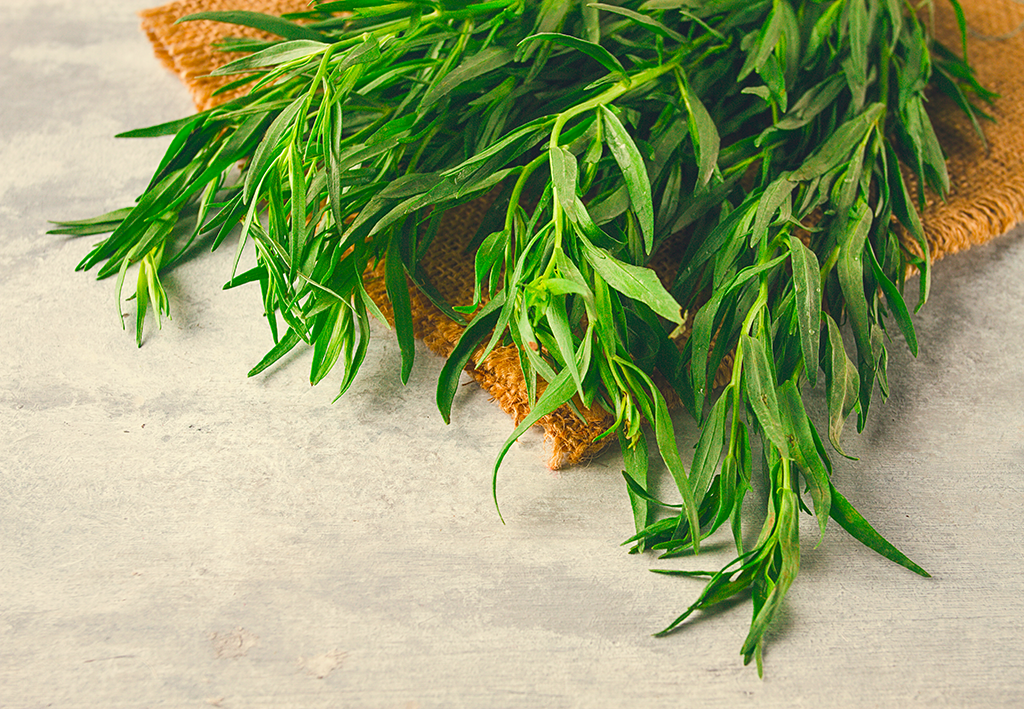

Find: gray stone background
<box><xmin>1</xmin><ymin>1</ymin><xmax>1022</xmax><ymax>707</ymax></box>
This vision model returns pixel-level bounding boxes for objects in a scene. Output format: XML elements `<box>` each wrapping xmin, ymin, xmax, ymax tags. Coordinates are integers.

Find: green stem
<box><xmin>741</xmin><ymin>281</ymin><xmax>769</xmax><ymax>336</ymax></box>
<box><xmin>504</xmin><ymin>151</ymin><xmax>549</xmax><ymax>233</ymax></box>
<box><xmin>819</xmin><ymin>243</ymin><xmax>840</xmax><ymax>292</ymax></box>
<box><xmin>549</xmin><ymin>59</ymin><xmax>682</xmax><ymax>149</ymax></box>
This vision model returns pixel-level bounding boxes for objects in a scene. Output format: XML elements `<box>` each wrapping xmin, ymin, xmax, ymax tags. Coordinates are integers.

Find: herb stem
<box><xmin>504</xmin><ymin>151</ymin><xmax>549</xmax><ymax>233</ymax></box>
<box><xmin>549</xmin><ymin>60</ymin><xmax>681</xmax><ymax>149</ymax></box>
<box><xmin>819</xmin><ymin>243</ymin><xmax>841</xmax><ymax>290</ymax></box>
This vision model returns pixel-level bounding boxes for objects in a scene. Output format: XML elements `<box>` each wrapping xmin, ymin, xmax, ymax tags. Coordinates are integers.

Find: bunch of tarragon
<box><xmin>51</xmin><ymin>0</ymin><xmax>993</xmax><ymax>672</ymax></box>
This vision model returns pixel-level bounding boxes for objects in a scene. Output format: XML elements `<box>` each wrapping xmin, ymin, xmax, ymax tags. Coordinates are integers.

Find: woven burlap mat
<box><xmin>140</xmin><ymin>0</ymin><xmax>1024</xmax><ymax>468</ymax></box>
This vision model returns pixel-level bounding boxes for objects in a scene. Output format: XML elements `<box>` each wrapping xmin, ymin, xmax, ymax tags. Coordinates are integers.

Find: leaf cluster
<box><xmin>52</xmin><ymin>0</ymin><xmax>991</xmax><ymax>672</ymax></box>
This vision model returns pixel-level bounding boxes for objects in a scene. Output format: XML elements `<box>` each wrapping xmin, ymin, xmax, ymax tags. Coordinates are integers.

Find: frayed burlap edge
<box><xmin>140</xmin><ymin>0</ymin><xmax>1024</xmax><ymax>469</ymax></box>
<box><xmin>139</xmin><ymin>0</ymin><xmax>311</xmax><ymax>110</ymax></box>
<box><xmin>917</xmin><ymin>1</ymin><xmax>1024</xmax><ymax>258</ymax></box>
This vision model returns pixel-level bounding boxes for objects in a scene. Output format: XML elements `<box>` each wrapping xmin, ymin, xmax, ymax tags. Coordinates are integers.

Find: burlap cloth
<box><xmin>140</xmin><ymin>0</ymin><xmax>1024</xmax><ymax>468</ymax></box>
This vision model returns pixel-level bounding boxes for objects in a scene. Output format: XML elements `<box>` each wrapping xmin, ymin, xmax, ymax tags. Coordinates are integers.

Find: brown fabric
<box><xmin>139</xmin><ymin>0</ymin><xmax>313</xmax><ymax>110</ymax></box>
<box><xmin>140</xmin><ymin>0</ymin><xmax>1024</xmax><ymax>468</ymax></box>
<box><xmin>922</xmin><ymin>2</ymin><xmax>1024</xmax><ymax>258</ymax></box>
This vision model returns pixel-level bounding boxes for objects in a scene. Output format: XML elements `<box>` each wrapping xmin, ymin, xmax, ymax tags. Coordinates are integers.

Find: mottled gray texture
<box><xmin>1</xmin><ymin>2</ymin><xmax>1022</xmax><ymax>707</ymax></box>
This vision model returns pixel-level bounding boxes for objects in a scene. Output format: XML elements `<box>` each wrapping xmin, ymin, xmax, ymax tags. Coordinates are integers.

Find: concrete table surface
<box><xmin>1</xmin><ymin>2</ymin><xmax>1022</xmax><ymax>707</ymax></box>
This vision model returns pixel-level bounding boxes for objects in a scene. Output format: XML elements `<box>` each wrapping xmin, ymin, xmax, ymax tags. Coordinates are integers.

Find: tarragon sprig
<box><xmin>51</xmin><ymin>0</ymin><xmax>992</xmax><ymax>672</ymax></box>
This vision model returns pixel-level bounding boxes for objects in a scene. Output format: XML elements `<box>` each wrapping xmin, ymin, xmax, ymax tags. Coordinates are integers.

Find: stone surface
<box><xmin>1</xmin><ymin>2</ymin><xmax>1023</xmax><ymax>707</ymax></box>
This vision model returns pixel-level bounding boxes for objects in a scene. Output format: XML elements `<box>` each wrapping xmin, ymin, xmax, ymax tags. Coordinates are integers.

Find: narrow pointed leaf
<box><xmin>493</xmin><ymin>367</ymin><xmax>577</xmax><ymax>520</ymax></box>
<box><xmin>436</xmin><ymin>296</ymin><xmax>504</xmax><ymax>424</ymax></box>
<box><xmin>578</xmin><ymin>236</ymin><xmax>681</xmax><ymax>323</ymax></box>
<box><xmin>830</xmin><ymin>485</ymin><xmax>930</xmax><ymax>577</ymax></box>
<box><xmin>179</xmin><ymin>10</ymin><xmax>330</xmax><ymax>41</ymax></box>
<box><xmin>741</xmin><ymin>333</ymin><xmax>789</xmax><ymax>457</ymax></box>
<box><xmin>789</xmin><ymin>236</ymin><xmax>822</xmax><ymax>386</ymax></box>
<box><xmin>517</xmin><ymin>33</ymin><xmax>627</xmax><ymax>81</ymax></box>
<box><xmin>385</xmin><ymin>231</ymin><xmax>415</xmax><ymax>384</ymax></box>
<box><xmin>777</xmin><ymin>379</ymin><xmax>831</xmax><ymax>538</ymax></box>
<box><xmin>681</xmin><ymin>80</ymin><xmax>720</xmax><ymax>187</ymax></box>
<box><xmin>421</xmin><ymin>47</ymin><xmax>515</xmax><ymax>108</ymax></box>
<box><xmin>600</xmin><ymin>105</ymin><xmax>654</xmax><ymax>253</ymax></box>
<box><xmin>210</xmin><ymin>40</ymin><xmax>329</xmax><ymax>76</ymax></box>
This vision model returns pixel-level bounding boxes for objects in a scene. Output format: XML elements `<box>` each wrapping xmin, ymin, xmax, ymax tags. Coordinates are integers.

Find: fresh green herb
<box><xmin>51</xmin><ymin>0</ymin><xmax>992</xmax><ymax>673</ymax></box>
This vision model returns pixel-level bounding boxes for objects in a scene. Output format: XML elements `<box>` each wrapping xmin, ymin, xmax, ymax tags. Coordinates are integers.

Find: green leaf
<box><xmin>549</xmin><ymin>145</ymin><xmax>579</xmax><ymax>216</ymax></box>
<box><xmin>115</xmin><ymin>114</ymin><xmax>205</xmax><ymax>140</ymax></box>
<box><xmin>830</xmin><ymin>485</ymin><xmax>930</xmax><ymax>577</ymax></box>
<box><xmin>421</xmin><ymin>47</ymin><xmax>515</xmax><ymax>108</ymax></box>
<box><xmin>687</xmin><ymin>289</ymin><xmax>724</xmax><ymax>419</ymax></box>
<box><xmin>134</xmin><ymin>255</ymin><xmax>157</xmax><ymax>347</ymax></box>
<box><xmin>946</xmin><ymin>0</ymin><xmax>970</xmax><ymax>63</ymax></box>
<box><xmin>336</xmin><ymin>33</ymin><xmax>382</xmax><ymax>72</ymax></box>
<box><xmin>621</xmin><ymin>466</ymin><xmax>679</xmax><ymax>509</ymax></box>
<box><xmin>689</xmin><ymin>252</ymin><xmax>787</xmax><ymax>417</ymax></box>
<box><xmin>620</xmin><ymin>429</ymin><xmax>653</xmax><ymax>548</ymax></box>
<box><xmin>590</xmin><ymin>271</ymin><xmax>619</xmax><ymax>358</ymax></box>
<box><xmin>741</xmin><ymin>488</ymin><xmax>800</xmax><ymax>671</ymax></box>
<box><xmin>690</xmin><ymin>388</ymin><xmax>730</xmax><ymax>503</ymax></box>
<box><xmin>582</xmin><ymin>2</ymin><xmax>601</xmax><ymax>43</ymax></box>
<box><xmin>751</xmin><ymin>177</ymin><xmax>794</xmax><ymax>246</ymax></box>
<box><xmin>844</xmin><ymin>0</ymin><xmax>869</xmax><ymax>110</ymax></box>
<box><xmin>655</xmin><ymin>549</ymin><xmax>761</xmax><ymax>636</ymax></box>
<box><xmin>600</xmin><ymin>106</ymin><xmax>654</xmax><ymax>254</ymax></box>
<box><xmin>758</xmin><ymin>52</ymin><xmax>788</xmax><ymax>113</ymax></box>
<box><xmin>477</xmin><ymin>230</ymin><xmax>548</xmax><ymax>367</ymax></box>
<box><xmin>590</xmin><ymin>3</ymin><xmax>686</xmax><ymax>43</ymax></box>
<box><xmin>287</xmin><ymin>143</ymin><xmax>308</xmax><ymax>280</ymax></box>
<box><xmin>789</xmin><ymin>104</ymin><xmax>883</xmax><ymax>182</ymax></box>
<box><xmin>836</xmin><ymin>199</ymin><xmax>875</xmax><ymax>417</ymax></box>
<box><xmin>823</xmin><ymin>314</ymin><xmax>859</xmax><ymax>456</ymax></box>
<box><xmin>866</xmin><ymin>241</ymin><xmax>918</xmax><ymax>357</ymax></box>
<box><xmin>210</xmin><ymin>40</ymin><xmax>330</xmax><ymax>76</ymax></box>
<box><xmin>335</xmin><ymin>290</ymin><xmax>373</xmax><ymax>399</ymax></box>
<box><xmin>788</xmin><ymin>236</ymin><xmax>822</xmax><ymax>386</ymax></box>
<box><xmin>472</xmin><ymin>229</ymin><xmax>509</xmax><ymax>304</ymax></box>
<box><xmin>671</xmin><ymin>195</ymin><xmax>756</xmax><ymax>295</ymax></box>
<box><xmin>81</xmin><ymin>163</ymin><xmax>190</xmax><ymax>275</ymax></box>
<box><xmin>179</xmin><ymin>10</ymin><xmax>330</xmax><ymax>42</ymax></box>
<box><xmin>492</xmin><ymin>367</ymin><xmax>577</xmax><ymax>520</ymax></box>
<box><xmin>905</xmin><ymin>96</ymin><xmax>950</xmax><ymax>196</ymax></box>
<box><xmin>310</xmin><ymin>302</ymin><xmax>353</xmax><ymax>386</ymax></box>
<box><xmin>385</xmin><ymin>231</ymin><xmax>415</xmax><ymax>385</ymax></box>
<box><xmin>738</xmin><ymin>2</ymin><xmax>782</xmax><ymax>80</ymax></box>
<box><xmin>679</xmin><ymin>75</ymin><xmax>720</xmax><ymax>188</ymax></box>
<box><xmin>649</xmin><ymin>384</ymin><xmax>700</xmax><ymax>553</ymax></box>
<box><xmin>436</xmin><ymin>295</ymin><xmax>504</xmax><ymax>424</ymax></box>
<box><xmin>777</xmin><ymin>379</ymin><xmax>831</xmax><ymax>538</ymax></box>
<box><xmin>930</xmin><ymin>65</ymin><xmax>990</xmax><ymax>152</ymax></box>
<box><xmin>245</xmin><ymin>97</ymin><xmax>305</xmax><ymax>204</ymax></box>
<box><xmin>587</xmin><ymin>184</ymin><xmax>630</xmax><ymax>225</ymax></box>
<box><xmin>248</xmin><ymin>328</ymin><xmax>303</xmax><ymax>377</ymax></box>
<box><xmin>545</xmin><ymin>296</ymin><xmax>585</xmax><ymax>397</ymax></box>
<box><xmin>439</xmin><ymin>117</ymin><xmax>551</xmax><ymax>180</ymax></box>
<box><xmin>740</xmin><ymin>332</ymin><xmax>789</xmax><ymax>458</ymax></box>
<box><xmin>517</xmin><ymin>33</ymin><xmax>627</xmax><ymax>81</ymax></box>
<box><xmin>49</xmin><ymin>208</ymin><xmax>132</xmax><ymax>236</ymax></box>
<box><xmin>884</xmin><ymin>141</ymin><xmax>929</xmax><ymax>309</ymax></box>
<box><xmin>577</xmin><ymin>236</ymin><xmax>681</xmax><ymax>324</ymax></box>
<box><xmin>771</xmin><ymin>75</ymin><xmax>845</xmax><ymax>132</ymax></box>
<box><xmin>805</xmin><ymin>0</ymin><xmax>843</xmax><ymax>61</ymax></box>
